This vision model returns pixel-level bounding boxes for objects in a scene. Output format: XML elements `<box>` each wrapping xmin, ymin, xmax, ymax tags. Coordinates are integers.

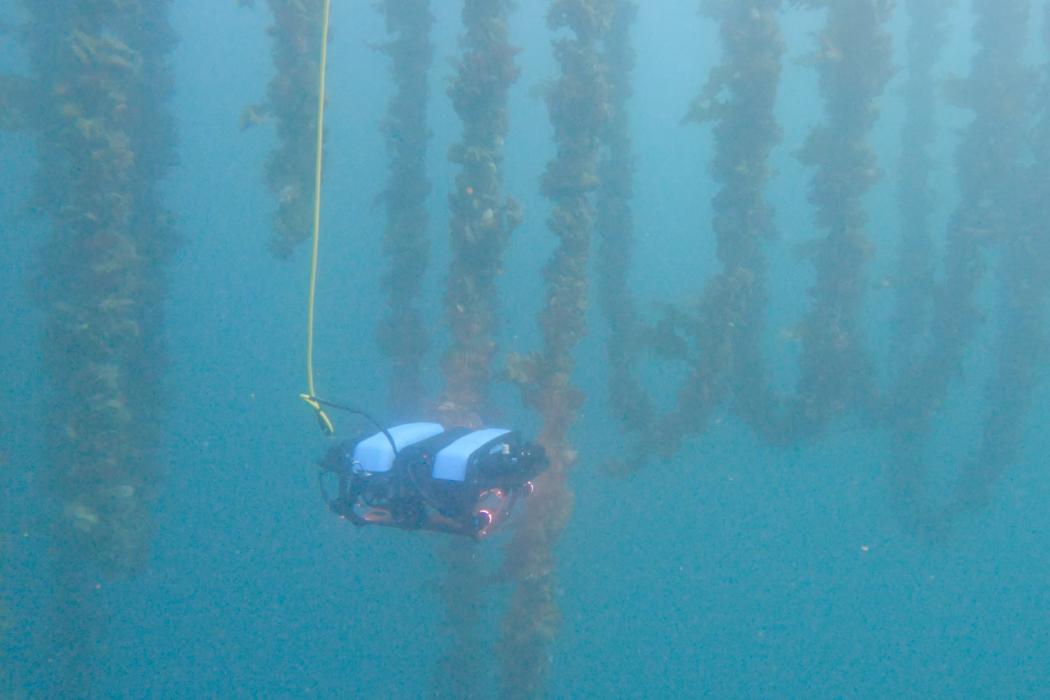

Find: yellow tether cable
<box><xmin>300</xmin><ymin>0</ymin><xmax>336</xmax><ymax>435</ymax></box>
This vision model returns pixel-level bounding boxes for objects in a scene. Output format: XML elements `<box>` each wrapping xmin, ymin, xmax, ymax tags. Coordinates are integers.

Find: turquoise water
<box><xmin>2</xmin><ymin>1</ymin><xmax>1050</xmax><ymax>697</ymax></box>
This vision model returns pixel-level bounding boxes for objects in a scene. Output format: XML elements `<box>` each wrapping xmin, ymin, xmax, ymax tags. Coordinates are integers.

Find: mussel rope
<box><xmin>300</xmin><ymin>0</ymin><xmax>336</xmax><ymax>435</ymax></box>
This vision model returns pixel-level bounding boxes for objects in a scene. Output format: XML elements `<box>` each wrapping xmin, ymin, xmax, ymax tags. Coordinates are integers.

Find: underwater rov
<box><xmin>294</xmin><ymin>2</ymin><xmax>547</xmax><ymax>539</ymax></box>
<box><xmin>319</xmin><ymin>422</ymin><xmax>547</xmax><ymax>539</ymax></box>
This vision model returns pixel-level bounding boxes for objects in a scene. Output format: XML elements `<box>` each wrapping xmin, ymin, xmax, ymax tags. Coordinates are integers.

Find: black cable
<box><xmin>309</xmin><ymin>398</ymin><xmax>477</xmax><ymax>529</ymax></box>
<box><xmin>309</xmin><ymin>396</ymin><xmax>446</xmax><ymax>518</ymax></box>
<box><xmin>306</xmin><ymin>396</ymin><xmax>399</xmax><ymax>456</ymax></box>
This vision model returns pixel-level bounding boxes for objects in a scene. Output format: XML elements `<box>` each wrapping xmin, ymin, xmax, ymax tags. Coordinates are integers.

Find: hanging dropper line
<box><xmin>301</xmin><ymin>0</ymin><xmax>335</xmax><ymax>435</ymax></box>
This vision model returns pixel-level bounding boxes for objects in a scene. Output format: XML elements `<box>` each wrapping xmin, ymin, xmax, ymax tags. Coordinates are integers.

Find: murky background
<box><xmin>2</xmin><ymin>1</ymin><xmax>1049</xmax><ymax>697</ymax></box>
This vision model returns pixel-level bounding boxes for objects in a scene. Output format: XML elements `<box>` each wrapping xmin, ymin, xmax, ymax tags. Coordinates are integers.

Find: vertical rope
<box><xmin>301</xmin><ymin>0</ymin><xmax>334</xmax><ymax>434</ymax></box>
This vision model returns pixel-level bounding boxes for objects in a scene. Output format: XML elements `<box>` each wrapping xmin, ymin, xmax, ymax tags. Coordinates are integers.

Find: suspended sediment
<box><xmin>376</xmin><ymin>0</ymin><xmax>434</xmax><ymax>418</ymax></box>
<box><xmin>595</xmin><ymin>0</ymin><xmax>648</xmax><ymax>470</ymax></box>
<box><xmin>2</xmin><ymin>1</ymin><xmax>1039</xmax><ymax>696</ymax></box>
